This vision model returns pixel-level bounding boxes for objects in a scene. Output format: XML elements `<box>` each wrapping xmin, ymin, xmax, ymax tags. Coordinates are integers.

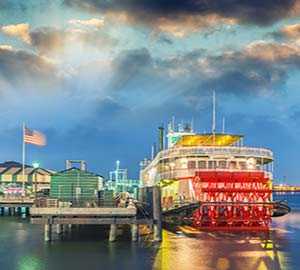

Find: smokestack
<box><xmin>185</xmin><ymin>123</ymin><xmax>191</xmax><ymax>132</ymax></box>
<box><xmin>158</xmin><ymin>125</ymin><xmax>164</xmax><ymax>152</ymax></box>
<box><xmin>212</xmin><ymin>90</ymin><xmax>216</xmax><ymax>135</ymax></box>
<box><xmin>151</xmin><ymin>143</ymin><xmax>156</xmax><ymax>160</ymax></box>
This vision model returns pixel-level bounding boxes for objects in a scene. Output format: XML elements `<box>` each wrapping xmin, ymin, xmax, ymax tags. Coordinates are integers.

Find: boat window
<box><xmin>198</xmin><ymin>161</ymin><xmax>206</xmax><ymax>169</ymax></box>
<box><xmin>239</xmin><ymin>162</ymin><xmax>247</xmax><ymax>169</ymax></box>
<box><xmin>218</xmin><ymin>160</ymin><xmax>227</xmax><ymax>169</ymax></box>
<box><xmin>188</xmin><ymin>161</ymin><xmax>196</xmax><ymax>169</ymax></box>
<box><xmin>208</xmin><ymin>160</ymin><xmax>217</xmax><ymax>169</ymax></box>
<box><xmin>229</xmin><ymin>161</ymin><xmax>237</xmax><ymax>169</ymax></box>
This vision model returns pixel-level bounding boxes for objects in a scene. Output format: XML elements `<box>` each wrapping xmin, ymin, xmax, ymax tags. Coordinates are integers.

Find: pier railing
<box><xmin>35</xmin><ymin>198</ymin><xmax>135</xmax><ymax>208</ymax></box>
<box><xmin>146</xmin><ymin>146</ymin><xmax>273</xmax><ymax>170</ymax></box>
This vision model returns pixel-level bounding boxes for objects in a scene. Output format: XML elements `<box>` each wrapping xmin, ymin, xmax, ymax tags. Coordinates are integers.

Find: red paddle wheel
<box><xmin>192</xmin><ymin>171</ymin><xmax>273</xmax><ymax>230</ymax></box>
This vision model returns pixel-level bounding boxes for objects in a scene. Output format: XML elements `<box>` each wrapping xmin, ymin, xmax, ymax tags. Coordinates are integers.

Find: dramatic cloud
<box><xmin>271</xmin><ymin>23</ymin><xmax>300</xmax><ymax>40</ymax></box>
<box><xmin>2</xmin><ymin>23</ymin><xmax>31</xmax><ymax>44</ymax></box>
<box><xmin>107</xmin><ymin>41</ymin><xmax>300</xmax><ymax>107</ymax></box>
<box><xmin>64</xmin><ymin>0</ymin><xmax>300</xmax><ymax>35</ymax></box>
<box><xmin>30</xmin><ymin>27</ymin><xmax>117</xmax><ymax>55</ymax></box>
<box><xmin>0</xmin><ymin>45</ymin><xmax>13</xmax><ymax>51</ymax></box>
<box><xmin>0</xmin><ymin>48</ymin><xmax>61</xmax><ymax>93</ymax></box>
<box><xmin>110</xmin><ymin>48</ymin><xmax>153</xmax><ymax>90</ymax></box>
<box><xmin>243</xmin><ymin>40</ymin><xmax>300</xmax><ymax>61</ymax></box>
<box><xmin>68</xmin><ymin>18</ymin><xmax>105</xmax><ymax>27</ymax></box>
<box><xmin>106</xmin><ymin>11</ymin><xmax>235</xmax><ymax>37</ymax></box>
<box><xmin>2</xmin><ymin>22</ymin><xmax>117</xmax><ymax>55</ymax></box>
<box><xmin>177</xmin><ymin>41</ymin><xmax>300</xmax><ymax>97</ymax></box>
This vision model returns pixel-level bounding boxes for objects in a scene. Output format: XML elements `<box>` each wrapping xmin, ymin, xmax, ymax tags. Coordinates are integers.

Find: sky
<box><xmin>0</xmin><ymin>0</ymin><xmax>300</xmax><ymax>184</ymax></box>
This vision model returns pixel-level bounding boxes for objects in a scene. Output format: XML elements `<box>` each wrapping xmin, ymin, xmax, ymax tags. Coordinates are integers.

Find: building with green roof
<box><xmin>50</xmin><ymin>167</ymin><xmax>104</xmax><ymax>199</ymax></box>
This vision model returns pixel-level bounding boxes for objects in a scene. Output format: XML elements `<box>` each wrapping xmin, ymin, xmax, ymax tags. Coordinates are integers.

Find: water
<box><xmin>0</xmin><ymin>193</ymin><xmax>299</xmax><ymax>270</ymax></box>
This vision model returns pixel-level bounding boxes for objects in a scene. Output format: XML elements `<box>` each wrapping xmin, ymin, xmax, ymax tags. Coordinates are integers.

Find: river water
<box><xmin>0</xmin><ymin>193</ymin><xmax>299</xmax><ymax>270</ymax></box>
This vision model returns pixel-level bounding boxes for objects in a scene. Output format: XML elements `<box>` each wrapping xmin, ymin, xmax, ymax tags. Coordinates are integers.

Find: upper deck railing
<box><xmin>160</xmin><ymin>146</ymin><xmax>273</xmax><ymax>160</ymax></box>
<box><xmin>144</xmin><ymin>146</ymin><xmax>273</xmax><ymax>172</ymax></box>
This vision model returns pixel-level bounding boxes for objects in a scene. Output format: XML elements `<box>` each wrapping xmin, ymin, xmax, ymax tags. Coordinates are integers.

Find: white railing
<box><xmin>159</xmin><ymin>146</ymin><xmax>273</xmax><ymax>160</ymax></box>
<box><xmin>144</xmin><ymin>146</ymin><xmax>273</xmax><ymax>172</ymax></box>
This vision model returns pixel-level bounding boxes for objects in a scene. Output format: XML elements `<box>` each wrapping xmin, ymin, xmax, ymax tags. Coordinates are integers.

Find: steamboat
<box><xmin>140</xmin><ymin>94</ymin><xmax>290</xmax><ymax>231</ymax></box>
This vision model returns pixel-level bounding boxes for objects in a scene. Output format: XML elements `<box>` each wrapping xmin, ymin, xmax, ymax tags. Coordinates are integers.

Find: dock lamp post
<box><xmin>32</xmin><ymin>161</ymin><xmax>40</xmax><ymax>207</ymax></box>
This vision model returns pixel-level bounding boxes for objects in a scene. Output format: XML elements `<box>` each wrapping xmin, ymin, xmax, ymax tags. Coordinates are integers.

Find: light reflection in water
<box><xmin>152</xmin><ymin>228</ymin><xmax>291</xmax><ymax>270</ymax></box>
<box><xmin>17</xmin><ymin>256</ymin><xmax>44</xmax><ymax>270</ymax></box>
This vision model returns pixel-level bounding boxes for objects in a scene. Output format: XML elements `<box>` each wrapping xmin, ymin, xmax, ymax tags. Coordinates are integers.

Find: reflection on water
<box><xmin>0</xmin><ymin>194</ymin><xmax>299</xmax><ymax>270</ymax></box>
<box><xmin>153</xmin><ymin>228</ymin><xmax>294</xmax><ymax>270</ymax></box>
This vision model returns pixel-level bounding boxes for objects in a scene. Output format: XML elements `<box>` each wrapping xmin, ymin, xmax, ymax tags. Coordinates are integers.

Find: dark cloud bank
<box><xmin>0</xmin><ymin>48</ymin><xmax>60</xmax><ymax>92</ymax></box>
<box><xmin>64</xmin><ymin>0</ymin><xmax>299</xmax><ymax>26</ymax></box>
<box><xmin>109</xmin><ymin>43</ymin><xmax>300</xmax><ymax>102</ymax></box>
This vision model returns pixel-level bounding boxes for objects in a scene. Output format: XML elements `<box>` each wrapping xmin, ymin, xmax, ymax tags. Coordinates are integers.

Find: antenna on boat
<box><xmin>191</xmin><ymin>117</ymin><xmax>194</xmax><ymax>132</ymax></box>
<box><xmin>212</xmin><ymin>90</ymin><xmax>216</xmax><ymax>143</ymax></box>
<box><xmin>172</xmin><ymin>116</ymin><xmax>175</xmax><ymax>131</ymax></box>
<box><xmin>222</xmin><ymin>117</ymin><xmax>225</xmax><ymax>134</ymax></box>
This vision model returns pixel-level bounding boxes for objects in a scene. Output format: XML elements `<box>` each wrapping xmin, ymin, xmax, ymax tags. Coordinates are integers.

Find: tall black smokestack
<box><xmin>158</xmin><ymin>125</ymin><xmax>164</xmax><ymax>152</ymax></box>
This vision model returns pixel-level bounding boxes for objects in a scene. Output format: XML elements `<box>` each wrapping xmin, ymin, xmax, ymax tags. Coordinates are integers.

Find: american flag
<box><xmin>23</xmin><ymin>127</ymin><xmax>46</xmax><ymax>146</ymax></box>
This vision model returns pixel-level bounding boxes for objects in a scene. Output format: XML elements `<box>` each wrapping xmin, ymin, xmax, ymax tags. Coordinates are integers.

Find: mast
<box><xmin>212</xmin><ymin>90</ymin><xmax>216</xmax><ymax>144</ymax></box>
<box><xmin>222</xmin><ymin>117</ymin><xmax>225</xmax><ymax>134</ymax></box>
<box><xmin>22</xmin><ymin>122</ymin><xmax>25</xmax><ymax>194</ymax></box>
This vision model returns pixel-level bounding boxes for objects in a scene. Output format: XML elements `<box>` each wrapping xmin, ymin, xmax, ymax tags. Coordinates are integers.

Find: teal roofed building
<box><xmin>50</xmin><ymin>167</ymin><xmax>104</xmax><ymax>199</ymax></box>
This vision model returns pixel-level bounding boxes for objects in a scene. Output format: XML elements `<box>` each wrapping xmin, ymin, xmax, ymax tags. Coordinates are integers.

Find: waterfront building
<box><xmin>0</xmin><ymin>161</ymin><xmax>55</xmax><ymax>195</ymax></box>
<box><xmin>50</xmin><ymin>167</ymin><xmax>104</xmax><ymax>200</ymax></box>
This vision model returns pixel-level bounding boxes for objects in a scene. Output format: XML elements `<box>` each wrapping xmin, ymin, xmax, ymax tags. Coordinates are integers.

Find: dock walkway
<box><xmin>30</xmin><ymin>195</ymin><xmax>159</xmax><ymax>242</ymax></box>
<box><xmin>0</xmin><ymin>197</ymin><xmax>34</xmax><ymax>207</ymax></box>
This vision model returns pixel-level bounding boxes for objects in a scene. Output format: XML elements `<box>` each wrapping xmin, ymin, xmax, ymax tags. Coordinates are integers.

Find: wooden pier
<box><xmin>0</xmin><ymin>197</ymin><xmax>33</xmax><ymax>216</ymax></box>
<box><xmin>0</xmin><ymin>197</ymin><xmax>34</xmax><ymax>208</ymax></box>
<box><xmin>30</xmin><ymin>206</ymin><xmax>147</xmax><ymax>242</ymax></box>
<box><xmin>273</xmin><ymin>185</ymin><xmax>300</xmax><ymax>192</ymax></box>
<box><xmin>30</xmin><ymin>186</ymin><xmax>162</xmax><ymax>242</ymax></box>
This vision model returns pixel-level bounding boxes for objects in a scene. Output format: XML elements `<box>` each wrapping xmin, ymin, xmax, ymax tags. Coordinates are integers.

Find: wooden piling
<box><xmin>153</xmin><ymin>186</ymin><xmax>162</xmax><ymax>242</ymax></box>
<box><xmin>56</xmin><ymin>224</ymin><xmax>63</xmax><ymax>234</ymax></box>
<box><xmin>109</xmin><ymin>224</ymin><xmax>117</xmax><ymax>242</ymax></box>
<box><xmin>131</xmin><ymin>224</ymin><xmax>139</xmax><ymax>242</ymax></box>
<box><xmin>44</xmin><ymin>224</ymin><xmax>52</xmax><ymax>241</ymax></box>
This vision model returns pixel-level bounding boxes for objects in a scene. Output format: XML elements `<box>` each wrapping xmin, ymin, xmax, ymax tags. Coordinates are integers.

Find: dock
<box><xmin>0</xmin><ymin>197</ymin><xmax>33</xmax><ymax>216</ymax></box>
<box><xmin>0</xmin><ymin>197</ymin><xmax>34</xmax><ymax>208</ymax></box>
<box><xmin>30</xmin><ymin>205</ymin><xmax>144</xmax><ymax>242</ymax></box>
<box><xmin>273</xmin><ymin>185</ymin><xmax>300</xmax><ymax>192</ymax></box>
<box><xmin>30</xmin><ymin>186</ymin><xmax>162</xmax><ymax>242</ymax></box>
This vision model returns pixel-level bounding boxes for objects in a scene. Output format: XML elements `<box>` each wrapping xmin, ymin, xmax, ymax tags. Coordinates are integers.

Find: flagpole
<box><xmin>22</xmin><ymin>122</ymin><xmax>25</xmax><ymax>195</ymax></box>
